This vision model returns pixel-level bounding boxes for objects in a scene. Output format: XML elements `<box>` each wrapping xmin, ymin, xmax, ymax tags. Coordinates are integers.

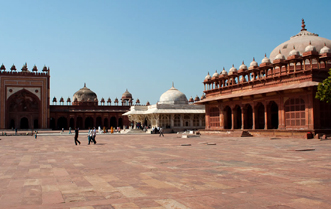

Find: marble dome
<box><xmin>73</xmin><ymin>83</ymin><xmax>97</xmax><ymax>102</ymax></box>
<box><xmin>159</xmin><ymin>84</ymin><xmax>188</xmax><ymax>105</ymax></box>
<box><xmin>270</xmin><ymin>19</ymin><xmax>331</xmax><ymax>62</ymax></box>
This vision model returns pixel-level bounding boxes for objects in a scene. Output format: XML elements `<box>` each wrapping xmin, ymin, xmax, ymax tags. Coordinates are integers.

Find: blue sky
<box><xmin>1</xmin><ymin>0</ymin><xmax>331</xmax><ymax>104</ymax></box>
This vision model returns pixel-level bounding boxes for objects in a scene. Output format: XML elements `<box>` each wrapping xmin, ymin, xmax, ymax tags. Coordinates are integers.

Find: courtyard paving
<box><xmin>0</xmin><ymin>133</ymin><xmax>330</xmax><ymax>209</ymax></box>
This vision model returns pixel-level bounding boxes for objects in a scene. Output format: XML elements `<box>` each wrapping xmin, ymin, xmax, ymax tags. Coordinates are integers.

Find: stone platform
<box><xmin>0</xmin><ymin>133</ymin><xmax>330</xmax><ymax>208</ymax></box>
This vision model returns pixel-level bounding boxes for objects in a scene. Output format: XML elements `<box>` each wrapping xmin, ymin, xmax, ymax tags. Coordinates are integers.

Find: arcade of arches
<box><xmin>50</xmin><ymin>115</ymin><xmax>125</xmax><ymax>130</ymax></box>
<box><xmin>204</xmin><ymin>91</ymin><xmax>331</xmax><ymax>131</ymax></box>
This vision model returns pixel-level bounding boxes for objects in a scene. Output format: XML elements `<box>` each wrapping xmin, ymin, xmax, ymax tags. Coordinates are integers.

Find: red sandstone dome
<box><xmin>270</xmin><ymin>19</ymin><xmax>331</xmax><ymax>62</ymax></box>
<box><xmin>72</xmin><ymin>83</ymin><xmax>97</xmax><ymax>103</ymax></box>
<box><xmin>121</xmin><ymin>89</ymin><xmax>132</xmax><ymax>99</ymax></box>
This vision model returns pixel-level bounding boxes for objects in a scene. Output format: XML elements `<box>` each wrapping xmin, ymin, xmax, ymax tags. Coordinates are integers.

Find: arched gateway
<box><xmin>6</xmin><ymin>89</ymin><xmax>40</xmax><ymax>129</ymax></box>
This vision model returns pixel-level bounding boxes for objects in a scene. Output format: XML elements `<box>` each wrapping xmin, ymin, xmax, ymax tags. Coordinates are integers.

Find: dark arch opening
<box><xmin>96</xmin><ymin>117</ymin><xmax>102</xmax><ymax>128</ymax></box>
<box><xmin>245</xmin><ymin>104</ymin><xmax>253</xmax><ymax>129</ymax></box>
<box><xmin>110</xmin><ymin>117</ymin><xmax>117</xmax><ymax>128</ymax></box>
<box><xmin>234</xmin><ymin>105</ymin><xmax>242</xmax><ymax>129</ymax></box>
<box><xmin>20</xmin><ymin>117</ymin><xmax>29</xmax><ymax>129</ymax></box>
<box><xmin>118</xmin><ymin>118</ymin><xmax>123</xmax><ymax>129</ymax></box>
<box><xmin>57</xmin><ymin>117</ymin><xmax>67</xmax><ymax>130</ymax></box>
<box><xmin>69</xmin><ymin>118</ymin><xmax>74</xmax><ymax>129</ymax></box>
<box><xmin>77</xmin><ymin>117</ymin><xmax>83</xmax><ymax>129</ymax></box>
<box><xmin>255</xmin><ymin>103</ymin><xmax>265</xmax><ymax>129</ymax></box>
<box><xmin>34</xmin><ymin>119</ymin><xmax>38</xmax><ymax>129</ymax></box>
<box><xmin>268</xmin><ymin>101</ymin><xmax>279</xmax><ymax>129</ymax></box>
<box><xmin>85</xmin><ymin>117</ymin><xmax>94</xmax><ymax>129</ymax></box>
<box><xmin>10</xmin><ymin>119</ymin><xmax>15</xmax><ymax>129</ymax></box>
<box><xmin>104</xmin><ymin>118</ymin><xmax>108</xmax><ymax>128</ymax></box>
<box><xmin>50</xmin><ymin>117</ymin><xmax>55</xmax><ymax>130</ymax></box>
<box><xmin>224</xmin><ymin>106</ymin><xmax>232</xmax><ymax>129</ymax></box>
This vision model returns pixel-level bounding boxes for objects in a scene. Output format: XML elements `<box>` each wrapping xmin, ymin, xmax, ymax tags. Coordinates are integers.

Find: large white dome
<box><xmin>159</xmin><ymin>84</ymin><xmax>188</xmax><ymax>105</ymax></box>
<box><xmin>270</xmin><ymin>19</ymin><xmax>331</xmax><ymax>62</ymax></box>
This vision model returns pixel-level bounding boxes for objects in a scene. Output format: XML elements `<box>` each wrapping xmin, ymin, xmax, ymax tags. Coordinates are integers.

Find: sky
<box><xmin>1</xmin><ymin>0</ymin><xmax>331</xmax><ymax>105</ymax></box>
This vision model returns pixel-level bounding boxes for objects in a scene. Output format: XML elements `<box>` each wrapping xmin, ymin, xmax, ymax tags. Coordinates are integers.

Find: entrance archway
<box><xmin>234</xmin><ymin>105</ymin><xmax>242</xmax><ymax>129</ymax></box>
<box><xmin>268</xmin><ymin>101</ymin><xmax>278</xmax><ymax>129</ymax></box>
<box><xmin>255</xmin><ymin>103</ymin><xmax>265</xmax><ymax>129</ymax></box>
<box><xmin>57</xmin><ymin>117</ymin><xmax>67</xmax><ymax>130</ymax></box>
<box><xmin>118</xmin><ymin>118</ymin><xmax>123</xmax><ymax>129</ymax></box>
<box><xmin>110</xmin><ymin>117</ymin><xmax>117</xmax><ymax>128</ymax></box>
<box><xmin>20</xmin><ymin>117</ymin><xmax>29</xmax><ymax>129</ymax></box>
<box><xmin>245</xmin><ymin>104</ymin><xmax>253</xmax><ymax>129</ymax></box>
<box><xmin>6</xmin><ymin>89</ymin><xmax>40</xmax><ymax>129</ymax></box>
<box><xmin>104</xmin><ymin>118</ymin><xmax>108</xmax><ymax>128</ymax></box>
<box><xmin>85</xmin><ymin>117</ymin><xmax>94</xmax><ymax>129</ymax></box>
<box><xmin>224</xmin><ymin>106</ymin><xmax>232</xmax><ymax>129</ymax></box>
<box><xmin>96</xmin><ymin>117</ymin><xmax>102</xmax><ymax>128</ymax></box>
<box><xmin>77</xmin><ymin>117</ymin><xmax>83</xmax><ymax>129</ymax></box>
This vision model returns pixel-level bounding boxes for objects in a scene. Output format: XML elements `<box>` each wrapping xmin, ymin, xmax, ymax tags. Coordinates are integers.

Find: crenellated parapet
<box><xmin>0</xmin><ymin>63</ymin><xmax>50</xmax><ymax>76</ymax></box>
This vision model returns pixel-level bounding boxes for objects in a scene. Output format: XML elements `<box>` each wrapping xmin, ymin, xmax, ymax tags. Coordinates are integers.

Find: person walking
<box><xmin>74</xmin><ymin>127</ymin><xmax>81</xmax><ymax>145</ymax></box>
<box><xmin>87</xmin><ymin>128</ymin><xmax>92</xmax><ymax>145</ymax></box>
<box><xmin>159</xmin><ymin>127</ymin><xmax>164</xmax><ymax>137</ymax></box>
<box><xmin>92</xmin><ymin>127</ymin><xmax>97</xmax><ymax>144</ymax></box>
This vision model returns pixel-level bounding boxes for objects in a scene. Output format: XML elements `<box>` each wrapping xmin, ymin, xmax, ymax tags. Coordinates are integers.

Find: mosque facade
<box><xmin>123</xmin><ymin>84</ymin><xmax>205</xmax><ymax>132</ymax></box>
<box><xmin>0</xmin><ymin>64</ymin><xmax>138</xmax><ymax>130</ymax></box>
<box><xmin>197</xmin><ymin>20</ymin><xmax>331</xmax><ymax>136</ymax></box>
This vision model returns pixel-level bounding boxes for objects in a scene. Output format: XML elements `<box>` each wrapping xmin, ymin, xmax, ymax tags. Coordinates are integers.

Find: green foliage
<box><xmin>316</xmin><ymin>68</ymin><xmax>331</xmax><ymax>103</ymax></box>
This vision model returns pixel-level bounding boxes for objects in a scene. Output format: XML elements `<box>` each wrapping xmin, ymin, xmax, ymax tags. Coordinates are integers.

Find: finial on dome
<box><xmin>301</xmin><ymin>18</ymin><xmax>306</xmax><ymax>31</ymax></box>
<box><xmin>242</xmin><ymin>61</ymin><xmax>244</xmax><ymax>64</ymax></box>
<box><xmin>84</xmin><ymin>83</ymin><xmax>86</xmax><ymax>87</ymax></box>
<box><xmin>278</xmin><ymin>50</ymin><xmax>281</xmax><ymax>54</ymax></box>
<box><xmin>232</xmin><ymin>64</ymin><xmax>234</xmax><ymax>67</ymax></box>
<box><xmin>172</xmin><ymin>82</ymin><xmax>174</xmax><ymax>87</ymax></box>
<box><xmin>264</xmin><ymin>53</ymin><xmax>267</xmax><ymax>57</ymax></box>
<box><xmin>253</xmin><ymin>57</ymin><xmax>255</xmax><ymax>61</ymax></box>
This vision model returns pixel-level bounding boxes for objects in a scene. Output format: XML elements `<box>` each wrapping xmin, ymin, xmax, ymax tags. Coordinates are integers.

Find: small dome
<box><xmin>261</xmin><ymin>54</ymin><xmax>271</xmax><ymax>64</ymax></box>
<box><xmin>146</xmin><ymin>101</ymin><xmax>150</xmax><ymax>106</ymax></box>
<box><xmin>72</xmin><ymin>83</ymin><xmax>97</xmax><ymax>103</ymax></box>
<box><xmin>275</xmin><ymin>50</ymin><xmax>285</xmax><ymax>60</ymax></box>
<box><xmin>305</xmin><ymin>41</ymin><xmax>317</xmax><ymax>52</ymax></box>
<box><xmin>136</xmin><ymin>98</ymin><xmax>140</xmax><ymax>104</ymax></box>
<box><xmin>250</xmin><ymin>57</ymin><xmax>258</xmax><ymax>68</ymax></box>
<box><xmin>200</xmin><ymin>94</ymin><xmax>206</xmax><ymax>100</ymax></box>
<box><xmin>205</xmin><ymin>72</ymin><xmax>211</xmax><ymax>80</ymax></box>
<box><xmin>159</xmin><ymin>83</ymin><xmax>188</xmax><ymax>105</ymax></box>
<box><xmin>212</xmin><ymin>70</ymin><xmax>219</xmax><ymax>78</ymax></box>
<box><xmin>114</xmin><ymin>98</ymin><xmax>119</xmax><ymax>103</ymax></box>
<box><xmin>67</xmin><ymin>97</ymin><xmax>71</xmax><ymax>103</ymax></box>
<box><xmin>122</xmin><ymin>89</ymin><xmax>132</xmax><ymax>99</ymax></box>
<box><xmin>221</xmin><ymin>67</ymin><xmax>228</xmax><ymax>76</ymax></box>
<box><xmin>320</xmin><ymin>43</ymin><xmax>331</xmax><ymax>54</ymax></box>
<box><xmin>0</xmin><ymin>64</ymin><xmax>5</xmax><ymax>71</ymax></box>
<box><xmin>194</xmin><ymin>95</ymin><xmax>200</xmax><ymax>102</ymax></box>
<box><xmin>228</xmin><ymin>65</ymin><xmax>237</xmax><ymax>75</ymax></box>
<box><xmin>289</xmin><ymin>46</ymin><xmax>300</xmax><ymax>56</ymax></box>
<box><xmin>188</xmin><ymin>96</ymin><xmax>194</xmax><ymax>103</ymax></box>
<box><xmin>32</xmin><ymin>65</ymin><xmax>38</xmax><ymax>72</ymax></box>
<box><xmin>239</xmin><ymin>61</ymin><xmax>247</xmax><ymax>70</ymax></box>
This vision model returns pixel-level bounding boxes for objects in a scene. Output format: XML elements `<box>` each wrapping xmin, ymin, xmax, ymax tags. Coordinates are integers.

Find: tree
<box><xmin>316</xmin><ymin>68</ymin><xmax>331</xmax><ymax>103</ymax></box>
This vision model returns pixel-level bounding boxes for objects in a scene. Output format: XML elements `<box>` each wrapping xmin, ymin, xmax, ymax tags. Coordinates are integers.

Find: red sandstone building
<box><xmin>197</xmin><ymin>20</ymin><xmax>331</xmax><ymax>136</ymax></box>
<box><xmin>0</xmin><ymin>63</ymin><xmax>140</xmax><ymax>130</ymax></box>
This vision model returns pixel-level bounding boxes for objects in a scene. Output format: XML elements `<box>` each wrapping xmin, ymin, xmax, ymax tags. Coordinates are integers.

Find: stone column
<box><xmin>241</xmin><ymin>106</ymin><xmax>244</xmax><ymax>130</ymax></box>
<box><xmin>170</xmin><ymin>114</ymin><xmax>174</xmax><ymax>128</ymax></box>
<box><xmin>252</xmin><ymin>104</ymin><xmax>256</xmax><ymax>130</ymax></box>
<box><xmin>264</xmin><ymin>103</ymin><xmax>268</xmax><ymax>130</ymax></box>
<box><xmin>180</xmin><ymin>114</ymin><xmax>183</xmax><ymax>127</ymax></box>
<box><xmin>231</xmin><ymin>109</ymin><xmax>234</xmax><ymax>130</ymax></box>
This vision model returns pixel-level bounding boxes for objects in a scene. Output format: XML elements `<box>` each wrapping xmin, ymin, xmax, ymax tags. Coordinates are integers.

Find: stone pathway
<box><xmin>0</xmin><ymin>134</ymin><xmax>330</xmax><ymax>209</ymax></box>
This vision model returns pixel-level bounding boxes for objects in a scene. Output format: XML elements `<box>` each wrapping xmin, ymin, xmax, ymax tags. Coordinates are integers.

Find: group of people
<box><xmin>74</xmin><ymin>127</ymin><xmax>97</xmax><ymax>145</ymax></box>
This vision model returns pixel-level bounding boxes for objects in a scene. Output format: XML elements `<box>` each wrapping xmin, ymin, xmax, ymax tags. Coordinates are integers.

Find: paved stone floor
<box><xmin>0</xmin><ymin>133</ymin><xmax>330</xmax><ymax>209</ymax></box>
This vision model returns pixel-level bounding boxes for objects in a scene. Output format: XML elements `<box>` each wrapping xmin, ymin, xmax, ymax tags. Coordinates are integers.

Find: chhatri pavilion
<box><xmin>123</xmin><ymin>83</ymin><xmax>205</xmax><ymax>132</ymax></box>
<box><xmin>196</xmin><ymin>19</ymin><xmax>331</xmax><ymax>137</ymax></box>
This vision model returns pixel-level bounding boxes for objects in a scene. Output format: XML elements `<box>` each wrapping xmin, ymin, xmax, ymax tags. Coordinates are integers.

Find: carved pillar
<box><xmin>180</xmin><ymin>114</ymin><xmax>183</xmax><ymax>127</ymax></box>
<box><xmin>219</xmin><ymin>104</ymin><xmax>224</xmax><ymax>129</ymax></box>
